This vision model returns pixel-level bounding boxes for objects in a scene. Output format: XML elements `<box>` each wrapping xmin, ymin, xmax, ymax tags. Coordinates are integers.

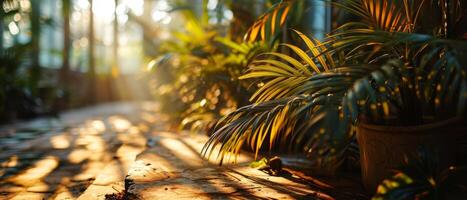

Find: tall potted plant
<box><xmin>202</xmin><ymin>0</ymin><xmax>467</xmax><ymax>193</ymax></box>
<box><xmin>331</xmin><ymin>0</ymin><xmax>467</xmax><ymax>191</ymax></box>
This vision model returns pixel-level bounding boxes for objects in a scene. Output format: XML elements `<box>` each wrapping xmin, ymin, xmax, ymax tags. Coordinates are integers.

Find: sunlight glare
<box><xmin>141</xmin><ymin>112</ymin><xmax>157</xmax><ymax>123</ymax></box>
<box><xmin>72</xmin><ymin>12</ymin><xmax>82</xmax><ymax>21</ymax></box>
<box><xmin>116</xmin><ymin>4</ymin><xmax>127</xmax><ymax>15</ymax></box>
<box><xmin>117</xmin><ymin>14</ymin><xmax>128</xmax><ymax>24</ymax></box>
<box><xmin>151</xmin><ymin>0</ymin><xmax>171</xmax><ymax>22</ymax></box>
<box><xmin>121</xmin><ymin>0</ymin><xmax>144</xmax><ymax>16</ymax></box>
<box><xmin>79</xmin><ymin>37</ymin><xmax>89</xmax><ymax>47</ymax></box>
<box><xmin>160</xmin><ymin>138</ymin><xmax>204</xmax><ymax>167</ymax></box>
<box><xmin>68</xmin><ymin>148</ymin><xmax>89</xmax><ymax>163</ymax></box>
<box><xmin>161</xmin><ymin>16</ymin><xmax>172</xmax><ymax>24</ymax></box>
<box><xmin>50</xmin><ymin>134</ymin><xmax>71</xmax><ymax>149</ymax></box>
<box><xmin>92</xmin><ymin>0</ymin><xmax>115</xmax><ymax>22</ymax></box>
<box><xmin>119</xmin><ymin>35</ymin><xmax>128</xmax><ymax>45</ymax></box>
<box><xmin>200</xmin><ymin>99</ymin><xmax>207</xmax><ymax>107</ymax></box>
<box><xmin>147</xmin><ymin>59</ymin><xmax>157</xmax><ymax>71</ymax></box>
<box><xmin>142</xmin><ymin>102</ymin><xmax>159</xmax><ymax>112</ymax></box>
<box><xmin>108</xmin><ymin>116</ymin><xmax>132</xmax><ymax>132</ymax></box>
<box><xmin>207</xmin><ymin>0</ymin><xmax>218</xmax><ymax>10</ymax></box>
<box><xmin>88</xmin><ymin>120</ymin><xmax>106</xmax><ymax>132</ymax></box>
<box><xmin>76</xmin><ymin>0</ymin><xmax>90</xmax><ymax>10</ymax></box>
<box><xmin>85</xmin><ymin>136</ymin><xmax>106</xmax><ymax>151</ymax></box>
<box><xmin>155</xmin><ymin>0</ymin><xmax>170</xmax><ymax>11</ymax></box>
<box><xmin>54</xmin><ymin>190</ymin><xmax>74</xmax><ymax>200</ymax></box>
<box><xmin>19</xmin><ymin>0</ymin><xmax>31</xmax><ymax>11</ymax></box>
<box><xmin>12</xmin><ymin>156</ymin><xmax>59</xmax><ymax>184</ymax></box>
<box><xmin>159</xmin><ymin>30</ymin><xmax>171</xmax><ymax>40</ymax></box>
<box><xmin>152</xmin><ymin>10</ymin><xmax>168</xmax><ymax>22</ymax></box>
<box><xmin>1</xmin><ymin>155</ymin><xmax>18</xmax><ymax>168</ymax></box>
<box><xmin>8</xmin><ymin>22</ymin><xmax>19</xmax><ymax>35</ymax></box>
<box><xmin>13</xmin><ymin>13</ymin><xmax>21</xmax><ymax>21</ymax></box>
<box><xmin>116</xmin><ymin>4</ymin><xmax>129</xmax><ymax>23</ymax></box>
<box><xmin>224</xmin><ymin>10</ymin><xmax>233</xmax><ymax>21</ymax></box>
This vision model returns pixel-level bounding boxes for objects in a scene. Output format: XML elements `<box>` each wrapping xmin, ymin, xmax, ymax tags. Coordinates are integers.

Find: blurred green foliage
<box><xmin>149</xmin><ymin>0</ymin><xmax>270</xmax><ymax>131</ymax></box>
<box><xmin>0</xmin><ymin>44</ymin><xmax>39</xmax><ymax>120</ymax></box>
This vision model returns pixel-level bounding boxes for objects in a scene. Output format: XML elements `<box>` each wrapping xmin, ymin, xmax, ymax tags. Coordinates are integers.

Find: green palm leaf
<box><xmin>244</xmin><ymin>0</ymin><xmax>296</xmax><ymax>42</ymax></box>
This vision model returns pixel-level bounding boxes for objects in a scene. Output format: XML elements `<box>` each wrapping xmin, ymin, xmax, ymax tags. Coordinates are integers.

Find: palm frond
<box><xmin>243</xmin><ymin>0</ymin><xmax>297</xmax><ymax>42</ymax></box>
<box><xmin>334</xmin><ymin>0</ymin><xmax>427</xmax><ymax>33</ymax></box>
<box><xmin>202</xmin><ymin>96</ymin><xmax>306</xmax><ymax>161</ymax></box>
<box><xmin>346</xmin><ymin>45</ymin><xmax>467</xmax><ymax>125</ymax></box>
<box><xmin>202</xmin><ymin>62</ymin><xmax>381</xmax><ymax>166</ymax></box>
<box><xmin>240</xmin><ymin>31</ymin><xmax>340</xmax><ymax>103</ymax></box>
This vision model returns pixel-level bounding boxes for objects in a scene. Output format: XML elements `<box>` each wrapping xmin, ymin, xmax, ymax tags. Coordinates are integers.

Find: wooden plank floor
<box><xmin>0</xmin><ymin>102</ymin><xmax>368</xmax><ymax>200</ymax></box>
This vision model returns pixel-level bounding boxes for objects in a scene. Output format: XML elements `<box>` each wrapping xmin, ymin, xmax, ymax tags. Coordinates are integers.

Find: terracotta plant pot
<box><xmin>356</xmin><ymin>117</ymin><xmax>467</xmax><ymax>192</ymax></box>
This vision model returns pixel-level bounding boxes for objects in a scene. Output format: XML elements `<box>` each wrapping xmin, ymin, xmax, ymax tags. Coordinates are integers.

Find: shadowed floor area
<box><xmin>0</xmin><ymin>102</ymin><xmax>367</xmax><ymax>200</ymax></box>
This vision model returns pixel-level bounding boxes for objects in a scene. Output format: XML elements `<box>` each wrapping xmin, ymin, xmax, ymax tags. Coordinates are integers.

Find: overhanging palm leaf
<box><xmin>326</xmin><ymin>0</ymin><xmax>431</xmax><ymax>63</ymax></box>
<box><xmin>241</xmin><ymin>30</ymin><xmax>337</xmax><ymax>103</ymax></box>
<box><xmin>334</xmin><ymin>0</ymin><xmax>426</xmax><ymax>32</ymax></box>
<box><xmin>329</xmin><ymin>0</ymin><xmax>467</xmax><ymax>124</ymax></box>
<box><xmin>202</xmin><ymin>62</ymin><xmax>383</xmax><ymax>165</ymax></box>
<box><xmin>244</xmin><ymin>0</ymin><xmax>300</xmax><ymax>43</ymax></box>
<box><xmin>244</xmin><ymin>1</ymin><xmax>289</xmax><ymax>42</ymax></box>
<box><xmin>202</xmin><ymin>32</ymin><xmax>381</xmax><ymax>165</ymax></box>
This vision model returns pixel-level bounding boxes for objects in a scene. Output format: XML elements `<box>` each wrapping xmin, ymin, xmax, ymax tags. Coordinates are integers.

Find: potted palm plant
<box><xmin>202</xmin><ymin>0</ymin><xmax>467</xmax><ymax>194</ymax></box>
<box><xmin>332</xmin><ymin>0</ymin><xmax>467</xmax><ymax>191</ymax></box>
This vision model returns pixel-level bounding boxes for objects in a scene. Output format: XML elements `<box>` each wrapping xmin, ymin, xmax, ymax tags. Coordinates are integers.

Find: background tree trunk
<box><xmin>299</xmin><ymin>0</ymin><xmax>331</xmax><ymax>40</ymax></box>
<box><xmin>87</xmin><ymin>0</ymin><xmax>96</xmax><ymax>103</ymax></box>
<box><xmin>141</xmin><ymin>0</ymin><xmax>157</xmax><ymax>57</ymax></box>
<box><xmin>109</xmin><ymin>0</ymin><xmax>119</xmax><ymax>101</ymax></box>
<box><xmin>61</xmin><ymin>0</ymin><xmax>71</xmax><ymax>90</ymax></box>
<box><xmin>0</xmin><ymin>0</ymin><xmax>3</xmax><ymax>51</ymax></box>
<box><xmin>112</xmin><ymin>0</ymin><xmax>119</xmax><ymax>76</ymax></box>
<box><xmin>30</xmin><ymin>0</ymin><xmax>41</xmax><ymax>92</ymax></box>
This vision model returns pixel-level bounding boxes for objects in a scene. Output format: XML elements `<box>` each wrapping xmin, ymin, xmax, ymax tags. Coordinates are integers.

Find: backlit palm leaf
<box><xmin>203</xmin><ymin>61</ymin><xmax>381</xmax><ymax>165</ymax></box>
<box><xmin>244</xmin><ymin>0</ymin><xmax>296</xmax><ymax>42</ymax></box>
<box><xmin>342</xmin><ymin>39</ymin><xmax>467</xmax><ymax>125</ymax></box>
<box><xmin>241</xmin><ymin>31</ymin><xmax>337</xmax><ymax>103</ymax></box>
<box><xmin>334</xmin><ymin>0</ymin><xmax>427</xmax><ymax>32</ymax></box>
<box><xmin>204</xmin><ymin>30</ymin><xmax>402</xmax><ymax>165</ymax></box>
<box><xmin>326</xmin><ymin>0</ymin><xmax>431</xmax><ymax>63</ymax></box>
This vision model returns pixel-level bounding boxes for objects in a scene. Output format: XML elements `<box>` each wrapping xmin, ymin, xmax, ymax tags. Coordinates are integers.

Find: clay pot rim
<box><xmin>357</xmin><ymin>116</ymin><xmax>465</xmax><ymax>133</ymax></box>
